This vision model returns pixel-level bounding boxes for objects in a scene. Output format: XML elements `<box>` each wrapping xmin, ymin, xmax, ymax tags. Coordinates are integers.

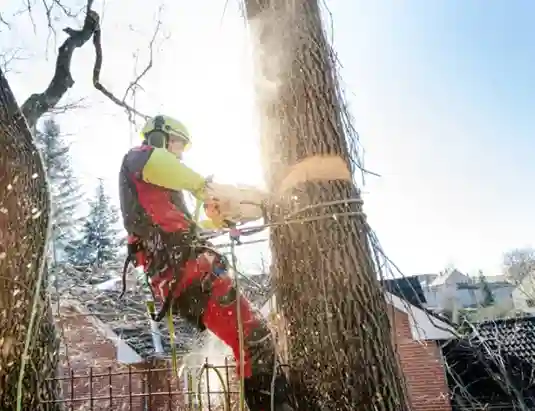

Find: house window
<box><xmin>526</xmin><ymin>299</ymin><xmax>535</xmax><ymax>308</ymax></box>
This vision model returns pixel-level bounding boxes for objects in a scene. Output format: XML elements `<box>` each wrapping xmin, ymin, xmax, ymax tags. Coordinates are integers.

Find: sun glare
<box><xmin>170</xmin><ymin>5</ymin><xmax>264</xmax><ymax>189</ymax></box>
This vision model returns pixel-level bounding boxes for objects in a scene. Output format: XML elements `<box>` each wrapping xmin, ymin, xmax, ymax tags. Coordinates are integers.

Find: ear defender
<box><xmin>146</xmin><ymin>130</ymin><xmax>168</xmax><ymax>148</ymax></box>
<box><xmin>145</xmin><ymin>115</ymin><xmax>169</xmax><ymax>148</ymax></box>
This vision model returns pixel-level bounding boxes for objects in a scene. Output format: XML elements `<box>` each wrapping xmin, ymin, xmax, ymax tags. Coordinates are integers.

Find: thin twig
<box><xmin>91</xmin><ymin>6</ymin><xmax>165</xmax><ymax>123</ymax></box>
<box><xmin>0</xmin><ymin>13</ymin><xmax>10</xmax><ymax>29</ymax></box>
<box><xmin>0</xmin><ymin>48</ymin><xmax>27</xmax><ymax>74</ymax></box>
<box><xmin>121</xmin><ymin>6</ymin><xmax>163</xmax><ymax>103</ymax></box>
<box><xmin>92</xmin><ymin>29</ymin><xmax>149</xmax><ymax>122</ymax></box>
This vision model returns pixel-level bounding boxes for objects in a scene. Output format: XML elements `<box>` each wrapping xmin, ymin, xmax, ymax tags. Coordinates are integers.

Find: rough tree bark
<box><xmin>244</xmin><ymin>1</ymin><xmax>411</xmax><ymax>410</ymax></box>
<box><xmin>0</xmin><ymin>68</ymin><xmax>60</xmax><ymax>410</ymax></box>
<box><xmin>0</xmin><ymin>5</ymin><xmax>99</xmax><ymax>409</ymax></box>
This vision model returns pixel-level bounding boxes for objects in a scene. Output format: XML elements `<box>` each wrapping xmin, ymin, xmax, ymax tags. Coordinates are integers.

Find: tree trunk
<box><xmin>244</xmin><ymin>1</ymin><xmax>411</xmax><ymax>410</ymax></box>
<box><xmin>0</xmin><ymin>68</ymin><xmax>61</xmax><ymax>409</ymax></box>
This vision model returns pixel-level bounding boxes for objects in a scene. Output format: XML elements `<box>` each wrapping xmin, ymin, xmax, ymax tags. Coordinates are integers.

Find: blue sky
<box><xmin>327</xmin><ymin>1</ymin><xmax>535</xmax><ymax>275</ymax></box>
<box><xmin>2</xmin><ymin>0</ymin><xmax>534</xmax><ymax>276</ymax></box>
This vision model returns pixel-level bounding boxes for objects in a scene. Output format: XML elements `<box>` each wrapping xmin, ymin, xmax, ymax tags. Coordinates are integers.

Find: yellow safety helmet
<box><xmin>141</xmin><ymin>115</ymin><xmax>192</xmax><ymax>150</ymax></box>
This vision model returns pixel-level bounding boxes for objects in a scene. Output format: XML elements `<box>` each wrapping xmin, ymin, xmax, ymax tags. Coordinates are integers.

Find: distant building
<box><xmin>420</xmin><ymin>269</ymin><xmax>476</xmax><ymax>312</ymax></box>
<box><xmin>413</xmin><ymin>269</ymin><xmax>514</xmax><ymax>316</ymax></box>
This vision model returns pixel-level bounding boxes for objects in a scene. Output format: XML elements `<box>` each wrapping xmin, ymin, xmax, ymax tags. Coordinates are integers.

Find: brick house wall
<box><xmin>389</xmin><ymin>306</ymin><xmax>452</xmax><ymax>411</ymax></box>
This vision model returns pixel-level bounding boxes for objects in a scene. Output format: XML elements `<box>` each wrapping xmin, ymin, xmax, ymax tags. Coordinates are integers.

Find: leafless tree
<box><xmin>0</xmin><ymin>0</ymin><xmax>161</xmax><ymax>407</ymax></box>
<box><xmin>503</xmin><ymin>247</ymin><xmax>535</xmax><ymax>285</ymax></box>
<box><xmin>243</xmin><ymin>0</ymin><xmax>410</xmax><ymax>410</ymax></box>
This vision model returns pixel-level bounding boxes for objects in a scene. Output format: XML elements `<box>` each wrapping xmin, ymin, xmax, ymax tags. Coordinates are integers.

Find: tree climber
<box><xmin>118</xmin><ymin>114</ymin><xmax>293</xmax><ymax>411</ymax></box>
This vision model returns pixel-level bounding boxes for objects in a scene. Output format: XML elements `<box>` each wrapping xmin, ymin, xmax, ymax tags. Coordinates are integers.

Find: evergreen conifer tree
<box><xmin>35</xmin><ymin>118</ymin><xmax>83</xmax><ymax>263</ymax></box>
<box><xmin>479</xmin><ymin>270</ymin><xmax>496</xmax><ymax>307</ymax></box>
<box><xmin>66</xmin><ymin>179</ymin><xmax>122</xmax><ymax>268</ymax></box>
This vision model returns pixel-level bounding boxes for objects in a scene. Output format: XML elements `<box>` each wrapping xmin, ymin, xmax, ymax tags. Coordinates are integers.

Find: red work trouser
<box><xmin>149</xmin><ymin>251</ymin><xmax>263</xmax><ymax>378</ymax></box>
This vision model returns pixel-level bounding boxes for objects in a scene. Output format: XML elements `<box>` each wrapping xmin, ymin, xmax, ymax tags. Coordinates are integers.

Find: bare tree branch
<box><xmin>121</xmin><ymin>7</ymin><xmax>163</xmax><ymax>103</ymax></box>
<box><xmin>91</xmin><ymin>30</ymin><xmax>149</xmax><ymax>122</ymax></box>
<box><xmin>20</xmin><ymin>1</ymin><xmax>99</xmax><ymax>129</ymax></box>
<box><xmin>16</xmin><ymin>0</ymin><xmax>160</xmax><ymax>130</ymax></box>
<box><xmin>0</xmin><ymin>13</ymin><xmax>10</xmax><ymax>30</ymax></box>
<box><xmin>91</xmin><ymin>8</ymin><xmax>163</xmax><ymax>123</ymax></box>
<box><xmin>22</xmin><ymin>0</ymin><xmax>38</xmax><ymax>34</ymax></box>
<box><xmin>44</xmin><ymin>0</ymin><xmax>78</xmax><ymax>19</ymax></box>
<box><xmin>48</xmin><ymin>96</ymin><xmax>90</xmax><ymax>115</ymax></box>
<box><xmin>41</xmin><ymin>0</ymin><xmax>85</xmax><ymax>57</ymax></box>
<box><xmin>0</xmin><ymin>48</ymin><xmax>28</xmax><ymax>74</ymax></box>
<box><xmin>17</xmin><ymin>0</ymin><xmax>80</xmax><ymax>33</ymax></box>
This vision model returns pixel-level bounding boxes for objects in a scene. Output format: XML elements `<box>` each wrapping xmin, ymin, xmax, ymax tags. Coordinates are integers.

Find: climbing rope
<box><xmin>167</xmin><ymin>304</ymin><xmax>178</xmax><ymax>379</ymax></box>
<box><xmin>198</xmin><ymin>198</ymin><xmax>365</xmax><ymax>242</ymax></box>
<box><xmin>229</xmin><ymin>232</ymin><xmax>247</xmax><ymax>411</ymax></box>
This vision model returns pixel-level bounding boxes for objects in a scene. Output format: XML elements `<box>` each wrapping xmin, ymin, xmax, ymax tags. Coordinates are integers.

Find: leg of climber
<box><xmin>202</xmin><ymin>274</ymin><xmax>293</xmax><ymax>411</ymax></box>
<box><xmin>151</xmin><ymin>250</ymin><xmax>293</xmax><ymax>411</ymax></box>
